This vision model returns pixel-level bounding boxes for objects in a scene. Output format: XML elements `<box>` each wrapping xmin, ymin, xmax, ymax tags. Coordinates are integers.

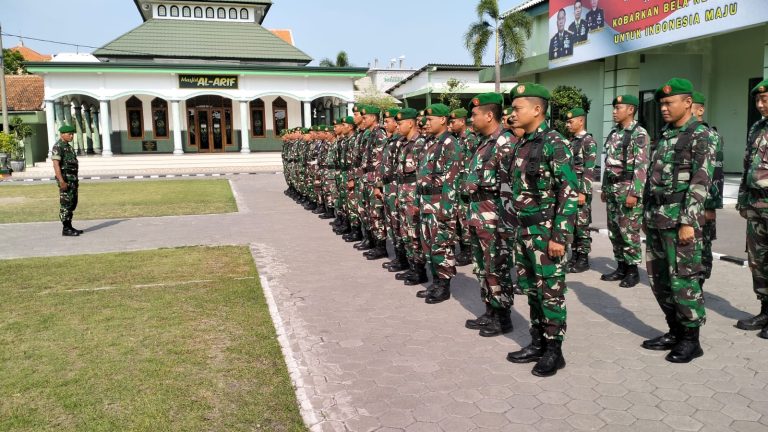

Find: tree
<box><xmin>438</xmin><ymin>78</ymin><xmax>468</xmax><ymax>111</ymax></box>
<box><xmin>2</xmin><ymin>49</ymin><xmax>27</xmax><ymax>75</ymax></box>
<box><xmin>550</xmin><ymin>85</ymin><xmax>592</xmax><ymax>137</ymax></box>
<box><xmin>464</xmin><ymin>0</ymin><xmax>532</xmax><ymax>92</ymax></box>
<box><xmin>319</xmin><ymin>51</ymin><xmax>350</xmax><ymax>68</ymax></box>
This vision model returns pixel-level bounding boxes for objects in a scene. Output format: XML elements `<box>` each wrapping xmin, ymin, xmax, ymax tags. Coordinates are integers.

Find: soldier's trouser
<box><xmin>701</xmin><ymin>219</ymin><xmax>716</xmax><ymax>280</ymax></box>
<box><xmin>457</xmin><ymin>195</ymin><xmax>472</xmax><ymax>247</ymax></box>
<box><xmin>645</xmin><ymin>228</ymin><xmax>706</xmax><ymax>328</ymax></box>
<box><xmin>384</xmin><ymin>183</ymin><xmax>401</xmax><ymax>246</ymax></box>
<box><xmin>573</xmin><ymin>194</ymin><xmax>593</xmax><ymax>254</ymax></box>
<box><xmin>420</xmin><ymin>212</ymin><xmax>456</xmax><ymax>280</ymax></box>
<box><xmin>58</xmin><ymin>178</ymin><xmax>79</xmax><ymax>223</ymax></box>
<box><xmin>348</xmin><ymin>176</ymin><xmax>361</xmax><ymax>228</ymax></box>
<box><xmin>469</xmin><ymin>219</ymin><xmax>513</xmax><ymax>309</ymax></box>
<box><xmin>355</xmin><ymin>178</ymin><xmax>368</xmax><ymax>230</ymax></box>
<box><xmin>747</xmin><ymin>213</ymin><xmax>768</xmax><ymax>302</ymax></box>
<box><xmin>323</xmin><ymin>170</ymin><xmax>337</xmax><ymax>209</ymax></box>
<box><xmin>515</xmin><ymin>231</ymin><xmax>567</xmax><ymax>341</ymax></box>
<box><xmin>606</xmin><ymin>194</ymin><xmax>643</xmax><ymax>265</ymax></box>
<box><xmin>368</xmin><ymin>186</ymin><xmax>386</xmax><ymax>241</ymax></box>
<box><xmin>335</xmin><ymin>172</ymin><xmax>347</xmax><ymax>215</ymax></box>
<box><xmin>399</xmin><ymin>182</ymin><xmax>424</xmax><ymax>264</ymax></box>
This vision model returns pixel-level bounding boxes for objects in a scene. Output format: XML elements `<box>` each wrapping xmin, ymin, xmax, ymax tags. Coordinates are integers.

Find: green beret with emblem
<box><xmin>352</xmin><ymin>104</ymin><xmax>363</xmax><ymax>113</ymax></box>
<box><xmin>424</xmin><ymin>103</ymin><xmax>451</xmax><ymax>117</ymax></box>
<box><xmin>361</xmin><ymin>105</ymin><xmax>381</xmax><ymax>115</ymax></box>
<box><xmin>450</xmin><ymin>108</ymin><xmax>468</xmax><ymax>119</ymax></box>
<box><xmin>655</xmin><ymin>77</ymin><xmax>694</xmax><ymax>100</ymax></box>
<box><xmin>751</xmin><ymin>79</ymin><xmax>768</xmax><ymax>96</ymax></box>
<box><xmin>692</xmin><ymin>91</ymin><xmax>706</xmax><ymax>105</ymax></box>
<box><xmin>419</xmin><ymin>117</ymin><xmax>428</xmax><ymax>127</ymax></box>
<box><xmin>59</xmin><ymin>124</ymin><xmax>76</xmax><ymax>134</ymax></box>
<box><xmin>470</xmin><ymin>92</ymin><xmax>504</xmax><ymax>107</ymax></box>
<box><xmin>612</xmin><ymin>94</ymin><xmax>639</xmax><ymax>107</ymax></box>
<box><xmin>300</xmin><ymin>127</ymin><xmax>310</xmax><ymax>134</ymax></box>
<box><xmin>383</xmin><ymin>108</ymin><xmax>400</xmax><ymax>119</ymax></box>
<box><xmin>503</xmin><ymin>107</ymin><xmax>513</xmax><ymax>116</ymax></box>
<box><xmin>510</xmin><ymin>82</ymin><xmax>550</xmax><ymax>101</ymax></box>
<box><xmin>565</xmin><ymin>107</ymin><xmax>586</xmax><ymax>119</ymax></box>
<box><xmin>396</xmin><ymin>108</ymin><xmax>418</xmax><ymax>120</ymax></box>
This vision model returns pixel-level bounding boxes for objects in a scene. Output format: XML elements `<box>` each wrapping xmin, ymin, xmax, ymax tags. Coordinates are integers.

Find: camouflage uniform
<box><xmin>323</xmin><ymin>135</ymin><xmax>340</xmax><ymax>215</ymax></box>
<box><xmin>348</xmin><ymin>130</ymin><xmax>366</xmax><ymax>234</ymax></box>
<box><xmin>51</xmin><ymin>138</ymin><xmax>80</xmax><ymax>223</ymax></box>
<box><xmin>382</xmin><ymin>133</ymin><xmax>405</xmax><ymax>251</ymax></box>
<box><xmin>644</xmin><ymin>117</ymin><xmax>716</xmax><ymax>330</ymax></box>
<box><xmin>398</xmin><ymin>134</ymin><xmax>427</xmax><ymax>269</ymax></box>
<box><xmin>456</xmin><ymin>128</ymin><xmax>480</xmax><ymax>258</ymax></box>
<box><xmin>569</xmin><ymin>131</ymin><xmax>597</xmax><ymax>255</ymax></box>
<box><xmin>503</xmin><ymin>122</ymin><xmax>578</xmax><ymax>341</ymax></box>
<box><xmin>702</xmin><ymin>125</ymin><xmax>724</xmax><ymax>281</ymax></box>
<box><xmin>602</xmin><ymin>120</ymin><xmax>650</xmax><ymax>265</ymax></box>
<box><xmin>363</xmin><ymin>126</ymin><xmax>389</xmax><ymax>242</ymax></box>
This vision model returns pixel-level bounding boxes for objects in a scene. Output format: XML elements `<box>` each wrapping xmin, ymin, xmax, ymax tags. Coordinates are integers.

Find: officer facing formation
<box><xmin>52</xmin><ymin>124</ymin><xmax>83</xmax><ymax>237</ymax></box>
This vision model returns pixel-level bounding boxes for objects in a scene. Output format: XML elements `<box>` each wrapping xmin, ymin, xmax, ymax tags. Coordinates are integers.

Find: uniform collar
<box><xmin>523</xmin><ymin>121</ymin><xmax>549</xmax><ymax>140</ymax></box>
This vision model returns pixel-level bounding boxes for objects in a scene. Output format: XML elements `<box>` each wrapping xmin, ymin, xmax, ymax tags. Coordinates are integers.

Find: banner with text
<box><xmin>547</xmin><ymin>0</ymin><xmax>768</xmax><ymax>69</ymax></box>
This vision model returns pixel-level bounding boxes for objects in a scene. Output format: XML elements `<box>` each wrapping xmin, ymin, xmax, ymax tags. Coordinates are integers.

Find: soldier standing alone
<box><xmin>52</xmin><ymin>124</ymin><xmax>83</xmax><ymax>237</ymax></box>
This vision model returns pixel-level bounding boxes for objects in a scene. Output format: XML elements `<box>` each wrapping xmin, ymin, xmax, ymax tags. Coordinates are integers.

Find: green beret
<box><xmin>59</xmin><ymin>124</ymin><xmax>76</xmax><ymax>134</ymax></box>
<box><xmin>751</xmin><ymin>79</ymin><xmax>768</xmax><ymax>96</ymax></box>
<box><xmin>419</xmin><ymin>117</ymin><xmax>428</xmax><ymax>127</ymax></box>
<box><xmin>396</xmin><ymin>108</ymin><xmax>418</xmax><ymax>120</ymax></box>
<box><xmin>565</xmin><ymin>107</ymin><xmax>586</xmax><ymax>119</ymax></box>
<box><xmin>361</xmin><ymin>105</ymin><xmax>381</xmax><ymax>116</ymax></box>
<box><xmin>510</xmin><ymin>82</ymin><xmax>550</xmax><ymax>101</ymax></box>
<box><xmin>301</xmin><ymin>128</ymin><xmax>310</xmax><ymax>134</ymax></box>
<box><xmin>425</xmin><ymin>103</ymin><xmax>451</xmax><ymax>117</ymax></box>
<box><xmin>352</xmin><ymin>104</ymin><xmax>362</xmax><ymax>113</ymax></box>
<box><xmin>450</xmin><ymin>108</ymin><xmax>468</xmax><ymax>119</ymax></box>
<box><xmin>655</xmin><ymin>77</ymin><xmax>694</xmax><ymax>100</ymax></box>
<box><xmin>383</xmin><ymin>108</ymin><xmax>400</xmax><ymax>119</ymax></box>
<box><xmin>612</xmin><ymin>94</ymin><xmax>639</xmax><ymax>107</ymax></box>
<box><xmin>470</xmin><ymin>92</ymin><xmax>504</xmax><ymax>107</ymax></box>
<box><xmin>503</xmin><ymin>107</ymin><xmax>513</xmax><ymax>116</ymax></box>
<box><xmin>341</xmin><ymin>116</ymin><xmax>355</xmax><ymax>125</ymax></box>
<box><xmin>692</xmin><ymin>91</ymin><xmax>706</xmax><ymax>105</ymax></box>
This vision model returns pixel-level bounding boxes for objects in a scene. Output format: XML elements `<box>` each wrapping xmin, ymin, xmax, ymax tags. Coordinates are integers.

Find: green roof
<box><xmin>93</xmin><ymin>19</ymin><xmax>312</xmax><ymax>64</ymax></box>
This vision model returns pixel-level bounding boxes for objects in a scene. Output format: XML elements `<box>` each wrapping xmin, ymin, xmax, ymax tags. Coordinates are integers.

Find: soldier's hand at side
<box><xmin>678</xmin><ymin>224</ymin><xmax>694</xmax><ymax>245</ymax></box>
<box><xmin>60</xmin><ymin>182</ymin><xmax>68</xmax><ymax>192</ymax></box>
<box><xmin>548</xmin><ymin>240</ymin><xmax>565</xmax><ymax>258</ymax></box>
<box><xmin>625</xmin><ymin>195</ymin><xmax>638</xmax><ymax>208</ymax></box>
<box><xmin>374</xmin><ymin>188</ymin><xmax>382</xmax><ymax>199</ymax></box>
<box><xmin>578</xmin><ymin>193</ymin><xmax>586</xmax><ymax>206</ymax></box>
<box><xmin>347</xmin><ymin>180</ymin><xmax>355</xmax><ymax>191</ymax></box>
<box><xmin>704</xmin><ymin>210</ymin><xmax>716</xmax><ymax>222</ymax></box>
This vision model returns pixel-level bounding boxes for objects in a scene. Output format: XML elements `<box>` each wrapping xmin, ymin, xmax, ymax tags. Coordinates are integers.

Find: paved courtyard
<box><xmin>2</xmin><ymin>173</ymin><xmax>767</xmax><ymax>431</ymax></box>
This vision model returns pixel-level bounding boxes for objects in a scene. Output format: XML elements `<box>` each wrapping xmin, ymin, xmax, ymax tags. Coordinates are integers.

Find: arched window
<box><xmin>194</xmin><ymin>6</ymin><xmax>202</xmax><ymax>18</ymax></box>
<box><xmin>157</xmin><ymin>5</ymin><xmax>166</xmax><ymax>16</ymax></box>
<box><xmin>217</xmin><ymin>7</ymin><xmax>226</xmax><ymax>19</ymax></box>
<box><xmin>126</xmin><ymin>96</ymin><xmax>144</xmax><ymax>139</ymax></box>
<box><xmin>250</xmin><ymin>99</ymin><xmax>265</xmax><ymax>137</ymax></box>
<box><xmin>206</xmin><ymin>7</ymin><xmax>214</xmax><ymax>18</ymax></box>
<box><xmin>240</xmin><ymin>8</ymin><xmax>249</xmax><ymax>20</ymax></box>
<box><xmin>170</xmin><ymin>6</ymin><xmax>179</xmax><ymax>17</ymax></box>
<box><xmin>229</xmin><ymin>8</ymin><xmax>237</xmax><ymax>19</ymax></box>
<box><xmin>151</xmin><ymin>98</ymin><xmax>169</xmax><ymax>139</ymax></box>
<box><xmin>182</xmin><ymin>6</ymin><xmax>191</xmax><ymax>17</ymax></box>
<box><xmin>272</xmin><ymin>97</ymin><xmax>288</xmax><ymax>134</ymax></box>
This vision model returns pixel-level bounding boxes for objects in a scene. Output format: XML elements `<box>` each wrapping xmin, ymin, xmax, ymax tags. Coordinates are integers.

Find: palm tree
<box><xmin>464</xmin><ymin>0</ymin><xmax>533</xmax><ymax>92</ymax></box>
<box><xmin>319</xmin><ymin>51</ymin><xmax>350</xmax><ymax>67</ymax></box>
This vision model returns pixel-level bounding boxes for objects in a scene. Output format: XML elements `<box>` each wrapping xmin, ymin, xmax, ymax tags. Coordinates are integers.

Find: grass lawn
<box><xmin>0</xmin><ymin>179</ymin><xmax>237</xmax><ymax>223</ymax></box>
<box><xmin>0</xmin><ymin>246</ymin><xmax>306</xmax><ymax>431</ymax></box>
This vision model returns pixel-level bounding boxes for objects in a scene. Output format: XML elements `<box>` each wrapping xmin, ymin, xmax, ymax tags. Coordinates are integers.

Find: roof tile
<box><xmin>4</xmin><ymin>75</ymin><xmax>45</xmax><ymax>111</ymax></box>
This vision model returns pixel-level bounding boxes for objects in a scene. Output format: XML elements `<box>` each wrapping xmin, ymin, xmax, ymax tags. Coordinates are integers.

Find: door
<box><xmin>195</xmin><ymin>108</ymin><xmax>228</xmax><ymax>153</ymax></box>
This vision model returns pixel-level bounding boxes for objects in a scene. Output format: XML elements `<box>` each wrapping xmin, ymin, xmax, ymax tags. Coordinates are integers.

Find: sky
<box><xmin>0</xmin><ymin>0</ymin><xmax>525</xmax><ymax>69</ymax></box>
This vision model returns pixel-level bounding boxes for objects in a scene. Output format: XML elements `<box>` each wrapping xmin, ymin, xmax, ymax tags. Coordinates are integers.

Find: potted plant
<box><xmin>0</xmin><ymin>132</ymin><xmax>14</xmax><ymax>171</ymax></box>
<box><xmin>9</xmin><ymin>118</ymin><xmax>33</xmax><ymax>172</ymax></box>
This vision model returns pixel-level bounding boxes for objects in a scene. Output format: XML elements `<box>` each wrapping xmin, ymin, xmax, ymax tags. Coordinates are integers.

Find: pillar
<box><xmin>763</xmin><ymin>25</ymin><xmax>768</xmax><ymax>79</ymax></box>
<box><xmin>45</xmin><ymin>100</ymin><xmax>56</xmax><ymax>158</ymax></box>
<box><xmin>239</xmin><ymin>100</ymin><xmax>250</xmax><ymax>153</ymax></box>
<box><xmin>303</xmin><ymin>101</ymin><xmax>312</xmax><ymax>127</ymax></box>
<box><xmin>92</xmin><ymin>106</ymin><xmax>102</xmax><ymax>154</ymax></box>
<box><xmin>73</xmin><ymin>103</ymin><xmax>85</xmax><ymax>155</ymax></box>
<box><xmin>84</xmin><ymin>107</ymin><xmax>95</xmax><ymax>154</ymax></box>
<box><xmin>99</xmin><ymin>100</ymin><xmax>113</xmax><ymax>157</ymax></box>
<box><xmin>171</xmin><ymin>100</ymin><xmax>183</xmax><ymax>155</ymax></box>
<box><xmin>347</xmin><ymin>101</ymin><xmax>354</xmax><ymax>116</ymax></box>
<box><xmin>54</xmin><ymin>101</ymin><xmax>65</xmax><ymax>130</ymax></box>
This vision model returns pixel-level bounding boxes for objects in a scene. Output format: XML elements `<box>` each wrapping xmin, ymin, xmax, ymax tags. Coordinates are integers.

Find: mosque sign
<box><xmin>547</xmin><ymin>0</ymin><xmax>768</xmax><ymax>69</ymax></box>
<box><xmin>179</xmin><ymin>75</ymin><xmax>239</xmax><ymax>89</ymax></box>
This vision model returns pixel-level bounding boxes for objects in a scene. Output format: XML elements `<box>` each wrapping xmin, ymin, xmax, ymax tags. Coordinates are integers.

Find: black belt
<box><xmin>417</xmin><ymin>185</ymin><xmax>442</xmax><ymax>195</ymax></box>
<box><xmin>650</xmin><ymin>191</ymin><xmax>686</xmax><ymax>205</ymax></box>
<box><xmin>518</xmin><ymin>211</ymin><xmax>553</xmax><ymax>227</ymax></box>
<box><xmin>399</xmin><ymin>173</ymin><xmax>417</xmax><ymax>183</ymax></box>
<box><xmin>469</xmin><ymin>190</ymin><xmax>499</xmax><ymax>202</ymax></box>
<box><xmin>604</xmin><ymin>173</ymin><xmax>632</xmax><ymax>185</ymax></box>
<box><xmin>751</xmin><ymin>188</ymin><xmax>768</xmax><ymax>199</ymax></box>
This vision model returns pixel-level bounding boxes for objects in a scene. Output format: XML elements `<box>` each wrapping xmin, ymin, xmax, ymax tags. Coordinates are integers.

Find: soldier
<box><xmin>319</xmin><ymin>125</ymin><xmax>338</xmax><ymax>220</ymax></box>
<box><xmin>549</xmin><ymin>8</ymin><xmax>573</xmax><ymax>60</ymax></box>
<box><xmin>586</xmin><ymin>0</ymin><xmax>604</xmax><ymax>31</ymax></box>
<box><xmin>52</xmin><ymin>124</ymin><xmax>84</xmax><ymax>237</ymax></box>
<box><xmin>564</xmin><ymin>107</ymin><xmax>597</xmax><ymax>273</ymax></box>
<box><xmin>380</xmin><ymin>108</ymin><xmax>407</xmax><ymax>270</ymax></box>
<box><xmin>568</xmin><ymin>0</ymin><xmax>589</xmax><ymax>44</ymax></box>
<box><xmin>417</xmin><ymin>103</ymin><xmax>462</xmax><ymax>303</ymax></box>
<box><xmin>736</xmin><ymin>79</ymin><xmax>768</xmax><ymax>339</ymax></box>
<box><xmin>462</xmin><ymin>93</ymin><xmax>515</xmax><ymax>336</ymax></box>
<box><xmin>450</xmin><ymin>108</ymin><xmax>477</xmax><ymax>267</ymax></box>
<box><xmin>360</xmin><ymin>106</ymin><xmax>389</xmax><ymax>260</ymax></box>
<box><xmin>313</xmin><ymin>126</ymin><xmax>330</xmax><ymax>215</ymax></box>
<box><xmin>503</xmin><ymin>83</ymin><xmax>578</xmax><ymax>377</ymax></box>
<box><xmin>335</xmin><ymin>117</ymin><xmax>357</xmax><ymax>236</ymax></box>
<box><xmin>641</xmin><ymin>78</ymin><xmax>716</xmax><ymax>363</ymax></box>
<box><xmin>343</xmin><ymin>106</ymin><xmax>366</xmax><ymax>243</ymax></box>
<box><xmin>601</xmin><ymin>94</ymin><xmax>649</xmax><ymax>288</ymax></box>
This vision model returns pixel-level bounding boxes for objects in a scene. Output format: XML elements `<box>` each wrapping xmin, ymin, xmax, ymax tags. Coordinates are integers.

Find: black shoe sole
<box><xmin>641</xmin><ymin>342</ymin><xmax>676</xmax><ymax>351</ymax></box>
<box><xmin>506</xmin><ymin>354</ymin><xmax>542</xmax><ymax>364</ymax></box>
<box><xmin>532</xmin><ymin>359</ymin><xmax>566</xmax><ymax>377</ymax></box>
<box><xmin>425</xmin><ymin>295</ymin><xmax>450</xmax><ymax>304</ymax></box>
<box><xmin>665</xmin><ymin>348</ymin><xmax>703</xmax><ymax>363</ymax></box>
<box><xmin>479</xmin><ymin>327</ymin><xmax>513</xmax><ymax>337</ymax></box>
<box><xmin>736</xmin><ymin>321</ymin><xmax>768</xmax><ymax>331</ymax></box>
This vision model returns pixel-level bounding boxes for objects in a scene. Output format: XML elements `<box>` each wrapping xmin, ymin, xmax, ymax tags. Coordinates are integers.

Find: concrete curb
<box><xmin>0</xmin><ymin>171</ymin><xmax>282</xmax><ymax>183</ymax></box>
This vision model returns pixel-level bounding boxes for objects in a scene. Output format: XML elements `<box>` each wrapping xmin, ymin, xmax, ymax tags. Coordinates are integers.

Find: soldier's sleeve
<box><xmin>705</xmin><ymin>131</ymin><xmax>724</xmax><ymax>210</ymax></box>
<box><xmin>628</xmin><ymin>130</ymin><xmax>649</xmax><ymax>198</ymax></box>
<box><xmin>51</xmin><ymin>143</ymin><xmax>62</xmax><ymax>161</ymax></box>
<box><xmin>737</xmin><ymin>125</ymin><xmax>755</xmax><ymax>209</ymax></box>
<box><xmin>440</xmin><ymin>138</ymin><xmax>461</xmax><ymax>220</ymax></box>
<box><xmin>550</xmin><ymin>139</ymin><xmax>579</xmax><ymax>245</ymax></box>
<box><xmin>600</xmin><ymin>134</ymin><xmax>610</xmax><ymax>189</ymax></box>
<box><xmin>581</xmin><ymin>136</ymin><xmax>597</xmax><ymax>195</ymax></box>
<box><xmin>680</xmin><ymin>128</ymin><xmax>716</xmax><ymax>228</ymax></box>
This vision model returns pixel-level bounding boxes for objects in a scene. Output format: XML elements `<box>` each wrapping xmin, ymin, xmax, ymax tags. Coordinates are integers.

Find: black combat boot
<box><xmin>319</xmin><ymin>208</ymin><xmax>335</xmax><ymax>219</ymax></box>
<box><xmin>479</xmin><ymin>307</ymin><xmax>513</xmax><ymax>337</ymax></box>
<box><xmin>406</xmin><ymin>263</ymin><xmax>429</xmax><ymax>287</ymax></box>
<box><xmin>601</xmin><ymin>261</ymin><xmax>626</xmax><ymax>281</ymax></box>
<box><xmin>758</xmin><ymin>323</ymin><xmax>768</xmax><ymax>339</ymax></box>
<box><xmin>532</xmin><ymin>339</ymin><xmax>566</xmax><ymax>377</ymax></box>
<box><xmin>570</xmin><ymin>252</ymin><xmax>589</xmax><ymax>273</ymax></box>
<box><xmin>67</xmin><ymin>221</ymin><xmax>84</xmax><ymax>235</ymax></box>
<box><xmin>736</xmin><ymin>301</ymin><xmax>768</xmax><ymax>330</ymax></box>
<box><xmin>619</xmin><ymin>264</ymin><xmax>640</xmax><ymax>288</ymax></box>
<box><xmin>354</xmin><ymin>230</ymin><xmax>372</xmax><ymax>250</ymax></box>
<box><xmin>466</xmin><ymin>303</ymin><xmax>494</xmax><ymax>330</ymax></box>
<box><xmin>312</xmin><ymin>204</ymin><xmax>326</xmax><ymax>214</ymax></box>
<box><xmin>507</xmin><ymin>326</ymin><xmax>544</xmax><ymax>363</ymax></box>
<box><xmin>513</xmin><ymin>282</ymin><xmax>524</xmax><ymax>296</ymax></box>
<box><xmin>385</xmin><ymin>246</ymin><xmax>407</xmax><ymax>271</ymax></box>
<box><xmin>334</xmin><ymin>217</ymin><xmax>351</xmax><ymax>235</ymax></box>
<box><xmin>665</xmin><ymin>327</ymin><xmax>703</xmax><ymax>363</ymax></box>
<box><xmin>425</xmin><ymin>278</ymin><xmax>451</xmax><ymax>304</ymax></box>
<box><xmin>365</xmin><ymin>239</ymin><xmax>388</xmax><ymax>260</ymax></box>
<box><xmin>455</xmin><ymin>245</ymin><xmax>472</xmax><ymax>267</ymax></box>
<box><xmin>343</xmin><ymin>227</ymin><xmax>362</xmax><ymax>242</ymax></box>
<box><xmin>304</xmin><ymin>200</ymin><xmax>318</xmax><ymax>211</ymax></box>
<box><xmin>62</xmin><ymin>221</ymin><xmax>80</xmax><ymax>237</ymax></box>
<box><xmin>642</xmin><ymin>326</ymin><xmax>680</xmax><ymax>351</ymax></box>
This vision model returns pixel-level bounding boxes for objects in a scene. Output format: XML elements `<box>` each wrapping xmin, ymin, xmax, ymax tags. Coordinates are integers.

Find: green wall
<box><xmin>7</xmin><ymin>112</ymin><xmax>48</xmax><ymax>167</ymax></box>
